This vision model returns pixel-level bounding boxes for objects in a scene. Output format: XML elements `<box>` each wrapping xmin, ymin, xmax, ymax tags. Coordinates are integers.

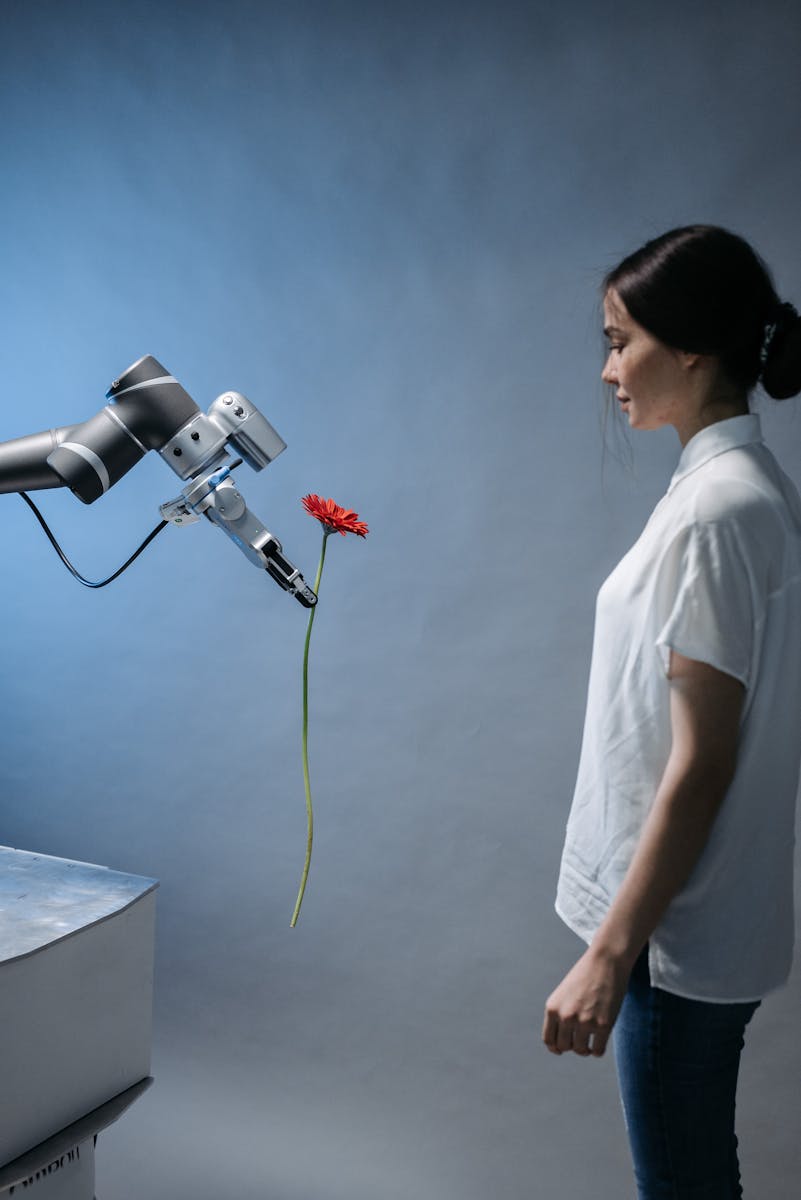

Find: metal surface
<box><xmin>0</xmin><ymin>846</ymin><xmax>158</xmax><ymax>965</ymax></box>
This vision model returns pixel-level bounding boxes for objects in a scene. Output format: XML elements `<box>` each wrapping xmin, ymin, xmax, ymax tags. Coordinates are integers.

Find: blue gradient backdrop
<box><xmin>1</xmin><ymin>2</ymin><xmax>800</xmax><ymax>1196</ymax></box>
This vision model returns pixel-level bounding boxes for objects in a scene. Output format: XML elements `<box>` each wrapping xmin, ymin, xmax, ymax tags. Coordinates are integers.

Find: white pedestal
<box><xmin>0</xmin><ymin>1141</ymin><xmax>94</xmax><ymax>1200</ymax></box>
<box><xmin>0</xmin><ymin>1079</ymin><xmax>152</xmax><ymax>1199</ymax></box>
<box><xmin>0</xmin><ymin>847</ymin><xmax>158</xmax><ymax>1170</ymax></box>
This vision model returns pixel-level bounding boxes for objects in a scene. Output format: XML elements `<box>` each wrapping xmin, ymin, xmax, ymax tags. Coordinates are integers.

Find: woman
<box><xmin>543</xmin><ymin>225</ymin><xmax>801</xmax><ymax>1198</ymax></box>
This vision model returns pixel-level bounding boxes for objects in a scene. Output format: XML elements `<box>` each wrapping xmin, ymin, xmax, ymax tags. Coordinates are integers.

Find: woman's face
<box><xmin>602</xmin><ymin>289</ymin><xmax>692</xmax><ymax>433</ymax></box>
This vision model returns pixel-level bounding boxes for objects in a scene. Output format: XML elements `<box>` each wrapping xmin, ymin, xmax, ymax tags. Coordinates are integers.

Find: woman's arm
<box><xmin>542</xmin><ymin>651</ymin><xmax>745</xmax><ymax>1058</ymax></box>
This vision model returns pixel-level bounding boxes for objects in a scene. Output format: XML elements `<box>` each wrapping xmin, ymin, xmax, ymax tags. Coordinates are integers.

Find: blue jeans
<box><xmin>613</xmin><ymin>945</ymin><xmax>760</xmax><ymax>1199</ymax></box>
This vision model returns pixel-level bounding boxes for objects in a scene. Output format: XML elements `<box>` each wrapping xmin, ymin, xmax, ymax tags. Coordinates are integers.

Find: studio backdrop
<box><xmin>1</xmin><ymin>1</ymin><xmax>800</xmax><ymax>1197</ymax></box>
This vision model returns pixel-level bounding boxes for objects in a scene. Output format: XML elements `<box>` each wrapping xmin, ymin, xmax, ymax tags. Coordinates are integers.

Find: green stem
<box><xmin>290</xmin><ymin>529</ymin><xmax>330</xmax><ymax>927</ymax></box>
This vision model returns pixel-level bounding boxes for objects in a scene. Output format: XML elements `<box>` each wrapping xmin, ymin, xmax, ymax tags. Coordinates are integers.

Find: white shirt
<box><xmin>556</xmin><ymin>413</ymin><xmax>801</xmax><ymax>1002</ymax></box>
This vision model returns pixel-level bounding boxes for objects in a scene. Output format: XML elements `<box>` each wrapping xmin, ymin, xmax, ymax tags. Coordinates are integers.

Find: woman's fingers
<box><xmin>543</xmin><ymin>1010</ymin><xmax>602</xmax><ymax>1056</ymax></box>
<box><xmin>541</xmin><ymin>1007</ymin><xmax>561</xmax><ymax>1053</ymax></box>
<box><xmin>570</xmin><ymin>1026</ymin><xmax>593</xmax><ymax>1056</ymax></box>
<box><xmin>556</xmin><ymin>1018</ymin><xmax>579</xmax><ymax>1054</ymax></box>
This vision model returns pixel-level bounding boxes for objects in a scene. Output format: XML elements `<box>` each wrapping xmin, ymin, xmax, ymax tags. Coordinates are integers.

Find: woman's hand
<box><xmin>542</xmin><ymin>947</ymin><xmax>631</xmax><ymax>1058</ymax></box>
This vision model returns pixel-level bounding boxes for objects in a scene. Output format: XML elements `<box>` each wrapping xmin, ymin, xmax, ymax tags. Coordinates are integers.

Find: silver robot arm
<box><xmin>0</xmin><ymin>355</ymin><xmax>318</xmax><ymax>607</ymax></box>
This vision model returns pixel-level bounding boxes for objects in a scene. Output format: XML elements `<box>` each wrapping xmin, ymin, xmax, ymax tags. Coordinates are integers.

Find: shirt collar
<box><xmin>667</xmin><ymin>413</ymin><xmax>763</xmax><ymax>494</ymax></box>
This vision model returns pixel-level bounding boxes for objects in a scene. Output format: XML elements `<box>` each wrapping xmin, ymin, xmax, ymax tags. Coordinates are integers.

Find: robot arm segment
<box><xmin>47</xmin><ymin>356</ymin><xmax>199</xmax><ymax>504</ymax></box>
<box><xmin>0</xmin><ymin>357</ymin><xmax>191</xmax><ymax>503</ymax></box>
<box><xmin>0</xmin><ymin>426</ymin><xmax>76</xmax><ymax>494</ymax></box>
<box><xmin>0</xmin><ymin>356</ymin><xmax>317</xmax><ymax>606</ymax></box>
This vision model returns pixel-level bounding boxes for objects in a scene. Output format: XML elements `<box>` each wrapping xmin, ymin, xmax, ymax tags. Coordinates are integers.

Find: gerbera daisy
<box><xmin>301</xmin><ymin>494</ymin><xmax>369</xmax><ymax>537</ymax></box>
<box><xmin>291</xmin><ymin>494</ymin><xmax>368</xmax><ymax>926</ymax></box>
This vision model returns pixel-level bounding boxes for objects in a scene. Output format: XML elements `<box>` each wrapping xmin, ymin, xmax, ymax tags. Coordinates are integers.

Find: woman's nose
<box><xmin>602</xmin><ymin>355</ymin><xmax>617</xmax><ymax>384</ymax></box>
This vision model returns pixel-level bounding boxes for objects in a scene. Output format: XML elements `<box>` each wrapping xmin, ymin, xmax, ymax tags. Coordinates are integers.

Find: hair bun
<box><xmin>761</xmin><ymin>301</ymin><xmax>801</xmax><ymax>400</ymax></box>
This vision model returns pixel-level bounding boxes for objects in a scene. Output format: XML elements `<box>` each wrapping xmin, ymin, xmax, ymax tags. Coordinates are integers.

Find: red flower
<box><xmin>301</xmin><ymin>494</ymin><xmax>369</xmax><ymax>537</ymax></box>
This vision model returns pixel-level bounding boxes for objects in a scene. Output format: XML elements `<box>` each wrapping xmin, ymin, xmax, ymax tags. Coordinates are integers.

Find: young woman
<box><xmin>543</xmin><ymin>225</ymin><xmax>801</xmax><ymax>1198</ymax></box>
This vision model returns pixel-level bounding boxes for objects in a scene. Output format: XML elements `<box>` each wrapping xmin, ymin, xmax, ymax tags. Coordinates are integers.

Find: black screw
<box><xmin>173</xmin><ymin>447</ymin><xmax>182</xmax><ymax>457</ymax></box>
<box><xmin>191</xmin><ymin>432</ymin><xmax>200</xmax><ymax>441</ymax></box>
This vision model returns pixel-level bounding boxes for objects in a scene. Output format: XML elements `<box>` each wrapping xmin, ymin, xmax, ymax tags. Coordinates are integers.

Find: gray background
<box><xmin>1</xmin><ymin>1</ymin><xmax>800</xmax><ymax>1196</ymax></box>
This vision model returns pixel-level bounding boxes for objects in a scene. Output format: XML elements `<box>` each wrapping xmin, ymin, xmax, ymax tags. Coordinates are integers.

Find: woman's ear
<box><xmin>679</xmin><ymin>349</ymin><xmax>703</xmax><ymax>371</ymax></box>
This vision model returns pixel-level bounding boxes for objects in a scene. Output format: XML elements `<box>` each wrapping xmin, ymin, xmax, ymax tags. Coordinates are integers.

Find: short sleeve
<box><xmin>654</xmin><ymin>521</ymin><xmax>757</xmax><ymax>687</ymax></box>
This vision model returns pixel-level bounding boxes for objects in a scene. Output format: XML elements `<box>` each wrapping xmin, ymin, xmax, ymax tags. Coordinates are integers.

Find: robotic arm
<box><xmin>0</xmin><ymin>355</ymin><xmax>318</xmax><ymax>606</ymax></box>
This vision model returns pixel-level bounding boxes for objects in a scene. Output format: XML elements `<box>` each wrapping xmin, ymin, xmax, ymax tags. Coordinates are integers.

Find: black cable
<box><xmin>19</xmin><ymin>491</ymin><xmax>169</xmax><ymax>589</ymax></box>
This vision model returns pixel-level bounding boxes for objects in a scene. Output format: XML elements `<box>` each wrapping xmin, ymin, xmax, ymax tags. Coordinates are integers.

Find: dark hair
<box><xmin>604</xmin><ymin>225</ymin><xmax>801</xmax><ymax>400</ymax></box>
